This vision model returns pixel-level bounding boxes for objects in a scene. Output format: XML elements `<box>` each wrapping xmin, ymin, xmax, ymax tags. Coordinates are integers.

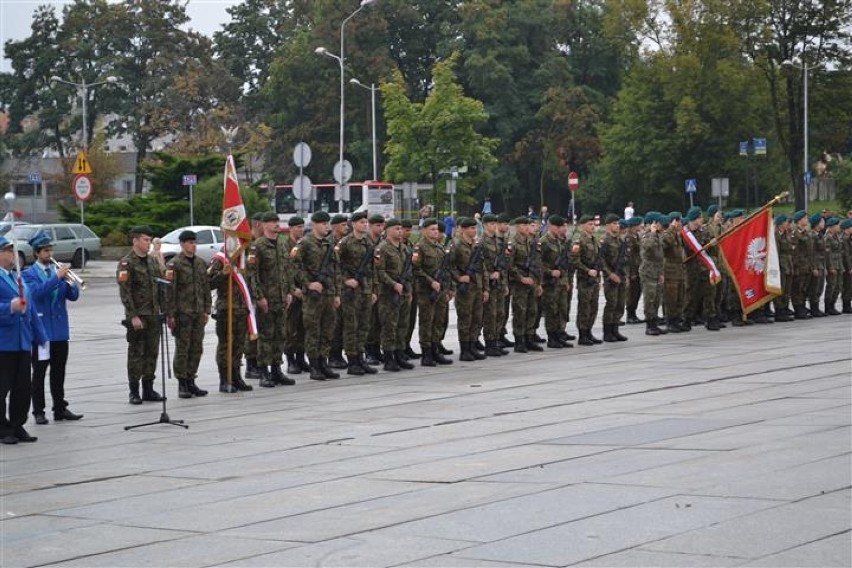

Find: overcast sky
<box><xmin>1</xmin><ymin>0</ymin><xmax>238</xmax><ymax>73</ymax></box>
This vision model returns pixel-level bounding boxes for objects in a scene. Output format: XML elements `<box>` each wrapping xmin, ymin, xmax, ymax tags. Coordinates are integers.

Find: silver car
<box><xmin>157</xmin><ymin>225</ymin><xmax>225</xmax><ymax>264</ymax></box>
<box><xmin>4</xmin><ymin>223</ymin><xmax>101</xmax><ymax>268</ymax></box>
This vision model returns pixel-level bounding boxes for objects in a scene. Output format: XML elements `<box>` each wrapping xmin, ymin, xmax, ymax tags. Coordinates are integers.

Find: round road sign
<box><xmin>73</xmin><ymin>174</ymin><xmax>93</xmax><ymax>201</ymax></box>
<box><xmin>333</xmin><ymin>160</ymin><xmax>353</xmax><ymax>184</ymax></box>
<box><xmin>292</xmin><ymin>174</ymin><xmax>313</xmax><ymax>200</ymax></box>
<box><xmin>568</xmin><ymin>171</ymin><xmax>579</xmax><ymax>192</ymax></box>
<box><xmin>293</xmin><ymin>142</ymin><xmax>312</xmax><ymax>168</ymax></box>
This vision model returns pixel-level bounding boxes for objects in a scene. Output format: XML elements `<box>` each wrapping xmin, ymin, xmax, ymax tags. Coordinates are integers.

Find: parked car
<box><xmin>157</xmin><ymin>225</ymin><xmax>225</xmax><ymax>264</ymax></box>
<box><xmin>6</xmin><ymin>224</ymin><xmax>102</xmax><ymax>268</ymax></box>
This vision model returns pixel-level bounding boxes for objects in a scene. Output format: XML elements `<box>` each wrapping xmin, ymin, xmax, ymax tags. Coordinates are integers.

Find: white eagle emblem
<box><xmin>745</xmin><ymin>237</ymin><xmax>767</xmax><ymax>273</ymax></box>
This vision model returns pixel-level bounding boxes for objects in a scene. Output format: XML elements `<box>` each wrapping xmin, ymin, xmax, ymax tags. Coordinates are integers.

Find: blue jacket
<box><xmin>23</xmin><ymin>263</ymin><xmax>80</xmax><ymax>342</ymax></box>
<box><xmin>0</xmin><ymin>269</ymin><xmax>49</xmax><ymax>351</ymax></box>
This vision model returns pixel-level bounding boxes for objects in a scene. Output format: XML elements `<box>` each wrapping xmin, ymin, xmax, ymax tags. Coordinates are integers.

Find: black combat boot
<box><xmin>395</xmin><ymin>350</ymin><xmax>415</xmax><ymax>370</ymax></box>
<box><xmin>514</xmin><ymin>334</ymin><xmax>528</xmax><ymax>353</ymax></box>
<box><xmin>459</xmin><ymin>342</ymin><xmax>476</xmax><ymax>361</ymax></box>
<box><xmin>645</xmin><ymin>322</ymin><xmax>660</xmax><ymax>336</ymax></box>
<box><xmin>546</xmin><ymin>332</ymin><xmax>564</xmax><ymax>349</ymax></box>
<box><xmin>128</xmin><ymin>381</ymin><xmax>142</xmax><ymax>405</ymax></box>
<box><xmin>141</xmin><ymin>381</ymin><xmax>165</xmax><ymax>402</ymax></box>
<box><xmin>271</xmin><ymin>364</ymin><xmax>295</xmax><ymax>385</ymax></box>
<box><xmin>825</xmin><ymin>302</ymin><xmax>841</xmax><ymax>316</ymax></box>
<box><xmin>485</xmin><ymin>340</ymin><xmax>505</xmax><ymax>357</ymax></box>
<box><xmin>359</xmin><ymin>353</ymin><xmax>378</xmax><ymax>374</ymax></box>
<box><xmin>319</xmin><ymin>358</ymin><xmax>340</xmax><ymax>379</ymax></box>
<box><xmin>626</xmin><ymin>310</ymin><xmax>643</xmax><ymax>324</ymax></box>
<box><xmin>705</xmin><ymin>316</ymin><xmax>721</xmax><ymax>331</ymax></box>
<box><xmin>365</xmin><ymin>344</ymin><xmax>382</xmax><ymax>365</ymax></box>
<box><xmin>666</xmin><ymin>318</ymin><xmax>683</xmax><ymax>333</ymax></box>
<box><xmin>603</xmin><ymin>324</ymin><xmax>618</xmax><ymax>343</ymax></box>
<box><xmin>498</xmin><ymin>334</ymin><xmax>515</xmax><ymax>348</ymax></box>
<box><xmin>219</xmin><ymin>367</ymin><xmax>238</xmax><ymax>393</ymax></box>
<box><xmin>257</xmin><ymin>366</ymin><xmax>276</xmax><ymax>388</ymax></box>
<box><xmin>178</xmin><ymin>379</ymin><xmax>193</xmax><ymax>399</ymax></box>
<box><xmin>433</xmin><ymin>343</ymin><xmax>454</xmax><ymax>364</ymax></box>
<box><xmin>474</xmin><ymin>339</ymin><xmax>486</xmax><ymax>352</ymax></box>
<box><xmin>532</xmin><ymin>333</ymin><xmax>546</xmax><ymax>343</ymax></box>
<box><xmin>613</xmin><ymin>323</ymin><xmax>628</xmax><ymax>341</ymax></box>
<box><xmin>187</xmin><ymin>378</ymin><xmax>209</xmax><ymax>396</ymax></box>
<box><xmin>577</xmin><ymin>329</ymin><xmax>595</xmax><ymax>345</ymax></box>
<box><xmin>404</xmin><ymin>345</ymin><xmax>421</xmax><ymax>359</ymax></box>
<box><xmin>525</xmin><ymin>335</ymin><xmax>544</xmax><ymax>351</ymax></box>
<box><xmin>245</xmin><ymin>358</ymin><xmax>261</xmax><ymax>379</ymax></box>
<box><xmin>843</xmin><ymin>300</ymin><xmax>852</xmax><ymax>314</ymax></box>
<box><xmin>384</xmin><ymin>349</ymin><xmax>401</xmax><ymax>371</ymax></box>
<box><xmin>810</xmin><ymin>304</ymin><xmax>826</xmax><ymax>317</ymax></box>
<box><xmin>309</xmin><ymin>358</ymin><xmax>327</xmax><ymax>381</ymax></box>
<box><xmin>347</xmin><ymin>355</ymin><xmax>365</xmax><ymax>376</ymax></box>
<box><xmin>328</xmin><ymin>349</ymin><xmax>349</xmax><ymax>369</ymax></box>
<box><xmin>231</xmin><ymin>367</ymin><xmax>253</xmax><ymax>391</ymax></box>
<box><xmin>420</xmin><ymin>343</ymin><xmax>436</xmax><ymax>367</ymax></box>
<box><xmin>439</xmin><ymin>341</ymin><xmax>453</xmax><ymax>355</ymax></box>
<box><xmin>470</xmin><ymin>341</ymin><xmax>486</xmax><ymax>359</ymax></box>
<box><xmin>587</xmin><ymin>329</ymin><xmax>603</xmax><ymax>344</ymax></box>
<box><xmin>296</xmin><ymin>352</ymin><xmax>311</xmax><ymax>372</ymax></box>
<box><xmin>286</xmin><ymin>353</ymin><xmax>300</xmax><ymax>375</ymax></box>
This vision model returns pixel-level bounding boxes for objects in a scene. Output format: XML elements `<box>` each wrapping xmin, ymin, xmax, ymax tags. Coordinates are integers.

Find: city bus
<box><xmin>270</xmin><ymin>180</ymin><xmax>401</xmax><ymax>224</ymax></box>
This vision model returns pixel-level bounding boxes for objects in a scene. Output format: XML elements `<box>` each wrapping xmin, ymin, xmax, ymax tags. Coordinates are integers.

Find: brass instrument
<box><xmin>51</xmin><ymin>258</ymin><xmax>86</xmax><ymax>290</ymax></box>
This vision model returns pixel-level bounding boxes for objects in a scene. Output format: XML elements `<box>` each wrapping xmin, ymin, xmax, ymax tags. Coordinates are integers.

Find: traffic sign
<box><xmin>72</xmin><ymin>174</ymin><xmax>92</xmax><ymax>201</ymax></box>
<box><xmin>685</xmin><ymin>179</ymin><xmax>697</xmax><ymax>194</ymax></box>
<box><xmin>182</xmin><ymin>174</ymin><xmax>197</xmax><ymax>186</ymax></box>
<box><xmin>333</xmin><ymin>160</ymin><xmax>353</xmax><ymax>184</ymax></box>
<box><xmin>292</xmin><ymin>174</ymin><xmax>313</xmax><ymax>200</ymax></box>
<box><xmin>739</xmin><ymin>141</ymin><xmax>748</xmax><ymax>156</ymax></box>
<box><xmin>73</xmin><ymin>150</ymin><xmax>92</xmax><ymax>174</ymax></box>
<box><xmin>568</xmin><ymin>171</ymin><xmax>579</xmax><ymax>192</ymax></box>
<box><xmin>753</xmin><ymin>138</ymin><xmax>767</xmax><ymax>155</ymax></box>
<box><xmin>28</xmin><ymin>173</ymin><xmax>42</xmax><ymax>184</ymax></box>
<box><xmin>804</xmin><ymin>171</ymin><xmax>812</xmax><ymax>185</ymax></box>
<box><xmin>293</xmin><ymin>142</ymin><xmax>312</xmax><ymax>168</ymax></box>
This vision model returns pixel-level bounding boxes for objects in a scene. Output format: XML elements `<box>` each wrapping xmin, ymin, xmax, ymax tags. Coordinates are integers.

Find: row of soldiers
<box><xmin>117</xmin><ymin>204</ymin><xmax>852</xmax><ymax>403</ymax></box>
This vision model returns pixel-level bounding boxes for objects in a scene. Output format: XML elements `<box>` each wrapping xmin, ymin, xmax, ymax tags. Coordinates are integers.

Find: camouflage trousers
<box><xmin>303</xmin><ymin>294</ymin><xmax>337</xmax><ymax>358</ymax></box>
<box><xmin>626</xmin><ymin>275</ymin><xmax>641</xmax><ymax>314</ymax></box>
<box><xmin>482</xmin><ymin>283</ymin><xmax>506</xmax><ymax>341</ymax></box>
<box><xmin>684</xmin><ymin>267</ymin><xmax>716</xmax><ymax>320</ymax></box>
<box><xmin>172</xmin><ymin>312</ymin><xmax>206</xmax><ymax>379</ymax></box>
<box><xmin>843</xmin><ymin>270</ymin><xmax>852</xmax><ymax>302</ymax></box>
<box><xmin>126</xmin><ymin>315</ymin><xmax>161</xmax><ymax>383</ymax></box>
<box><xmin>510</xmin><ymin>282</ymin><xmax>537</xmax><ymax>336</ymax></box>
<box><xmin>437</xmin><ymin>292</ymin><xmax>450</xmax><ymax>340</ymax></box>
<box><xmin>576</xmin><ymin>277</ymin><xmax>600</xmax><ymax>330</ymax></box>
<box><xmin>791</xmin><ymin>271</ymin><xmax>812</xmax><ymax>307</ymax></box>
<box><xmin>541</xmin><ymin>283</ymin><xmax>568</xmax><ymax>333</ymax></box>
<box><xmin>378</xmin><ymin>293</ymin><xmax>411</xmax><ymax>350</ymax></box>
<box><xmin>285</xmin><ymin>299</ymin><xmax>305</xmax><ymax>352</ymax></box>
<box><xmin>774</xmin><ymin>271</ymin><xmax>793</xmax><ymax>312</ymax></box>
<box><xmin>824</xmin><ymin>270</ymin><xmax>841</xmax><ymax>305</ymax></box>
<box><xmin>642</xmin><ymin>275</ymin><xmax>661</xmax><ymax>323</ymax></box>
<box><xmin>244</xmin><ymin>334</ymin><xmax>258</xmax><ymax>360</ymax></box>
<box><xmin>416</xmin><ymin>283</ymin><xmax>444</xmax><ymax>344</ymax></box>
<box><xmin>340</xmin><ymin>290</ymin><xmax>370</xmax><ymax>355</ymax></box>
<box><xmin>367</xmin><ymin>301</ymin><xmax>381</xmax><ymax>346</ymax></box>
<box><xmin>455</xmin><ymin>286</ymin><xmax>483</xmax><ymax>342</ymax></box>
<box><xmin>256</xmin><ymin>303</ymin><xmax>286</xmax><ymax>366</ymax></box>
<box><xmin>664</xmin><ymin>276</ymin><xmax>685</xmax><ymax>320</ymax></box>
<box><xmin>602</xmin><ymin>279</ymin><xmax>627</xmax><ymax>325</ymax></box>
<box><xmin>808</xmin><ymin>269</ymin><xmax>826</xmax><ymax>308</ymax></box>
<box><xmin>216</xmin><ymin>309</ymin><xmax>248</xmax><ymax>368</ymax></box>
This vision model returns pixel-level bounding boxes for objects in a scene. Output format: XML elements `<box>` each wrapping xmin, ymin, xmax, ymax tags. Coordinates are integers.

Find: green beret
<box><xmin>810</xmin><ymin>213</ymin><xmax>823</xmax><ymax>226</ymax></box>
<box><xmin>351</xmin><ymin>211</ymin><xmax>368</xmax><ymax>222</ymax></box>
<box><xmin>384</xmin><ymin>218</ymin><xmax>401</xmax><ymax>228</ymax></box>
<box><xmin>826</xmin><ymin>217</ymin><xmax>840</xmax><ymax>227</ymax></box>
<box><xmin>707</xmin><ymin>204</ymin><xmax>719</xmax><ymax>216</ymax></box>
<box><xmin>628</xmin><ymin>216</ymin><xmax>643</xmax><ymax>227</ymax></box>
<box><xmin>178</xmin><ymin>230</ymin><xmax>197</xmax><ymax>242</ymax></box>
<box><xmin>604</xmin><ymin>213</ymin><xmax>619</xmax><ymax>225</ymax></box>
<box><xmin>549</xmin><ymin>214</ymin><xmax>565</xmax><ymax>226</ymax></box>
<box><xmin>668</xmin><ymin>211</ymin><xmax>682</xmax><ymax>221</ymax></box>
<box><xmin>260</xmin><ymin>212</ymin><xmax>279</xmax><ymax>223</ymax></box>
<box><xmin>288</xmin><ymin>216</ymin><xmax>305</xmax><ymax>227</ymax></box>
<box><xmin>685</xmin><ymin>206</ymin><xmax>702</xmax><ymax>222</ymax></box>
<box><xmin>422</xmin><ymin>217</ymin><xmax>438</xmax><ymax>228</ymax></box>
<box><xmin>330</xmin><ymin>214</ymin><xmax>348</xmax><ymax>226</ymax></box>
<box><xmin>774</xmin><ymin>213</ymin><xmax>788</xmax><ymax>225</ymax></box>
<box><xmin>368</xmin><ymin>214</ymin><xmax>386</xmax><ymax>224</ymax></box>
<box><xmin>618</xmin><ymin>219</ymin><xmax>627</xmax><ymax>229</ymax></box>
<box><xmin>482</xmin><ymin>214</ymin><xmax>498</xmax><ymax>223</ymax></box>
<box><xmin>252</xmin><ymin>212</ymin><xmax>263</xmax><ymax>221</ymax></box>
<box><xmin>513</xmin><ymin>216</ymin><xmax>531</xmax><ymax>225</ymax></box>
<box><xmin>401</xmin><ymin>219</ymin><xmax>413</xmax><ymax>228</ymax></box>
<box><xmin>130</xmin><ymin>225</ymin><xmax>154</xmax><ymax>236</ymax></box>
<box><xmin>459</xmin><ymin>217</ymin><xmax>477</xmax><ymax>228</ymax></box>
<box><xmin>579</xmin><ymin>214</ymin><xmax>594</xmax><ymax>224</ymax></box>
<box><xmin>497</xmin><ymin>213</ymin><xmax>511</xmax><ymax>223</ymax></box>
<box><xmin>311</xmin><ymin>211</ymin><xmax>331</xmax><ymax>223</ymax></box>
<box><xmin>840</xmin><ymin>219</ymin><xmax>852</xmax><ymax>230</ymax></box>
<box><xmin>660</xmin><ymin>214</ymin><xmax>671</xmax><ymax>227</ymax></box>
<box><xmin>792</xmin><ymin>210</ymin><xmax>807</xmax><ymax>222</ymax></box>
<box><xmin>729</xmin><ymin>209</ymin><xmax>744</xmax><ymax>219</ymax></box>
<box><xmin>643</xmin><ymin>212</ymin><xmax>658</xmax><ymax>224</ymax></box>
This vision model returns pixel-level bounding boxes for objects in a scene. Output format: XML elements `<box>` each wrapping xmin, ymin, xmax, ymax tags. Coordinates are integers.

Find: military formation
<box><xmin>114</xmin><ymin>205</ymin><xmax>852</xmax><ymax>403</ymax></box>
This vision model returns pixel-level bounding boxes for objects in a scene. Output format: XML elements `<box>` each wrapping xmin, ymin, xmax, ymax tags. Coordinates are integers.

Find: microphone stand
<box><xmin>125</xmin><ymin>278</ymin><xmax>188</xmax><ymax>430</ymax></box>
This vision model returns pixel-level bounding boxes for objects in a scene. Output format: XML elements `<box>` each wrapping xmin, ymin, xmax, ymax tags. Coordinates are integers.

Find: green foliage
<box><xmin>834</xmin><ymin>158</ymin><xmax>852</xmax><ymax>212</ymax></box>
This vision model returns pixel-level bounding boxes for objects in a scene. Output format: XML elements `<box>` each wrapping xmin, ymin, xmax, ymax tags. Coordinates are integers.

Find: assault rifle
<box><xmin>490</xmin><ymin>238</ymin><xmax>510</xmax><ymax>290</ymax></box>
<box><xmin>308</xmin><ymin>239</ymin><xmax>335</xmax><ymax>297</ymax></box>
<box><xmin>393</xmin><ymin>247</ymin><xmax>414</xmax><ymax>306</ymax></box>
<box><xmin>430</xmin><ymin>243</ymin><xmax>454</xmax><ymax>301</ymax></box>
<box><xmin>457</xmin><ymin>241</ymin><xmax>484</xmax><ymax>295</ymax></box>
<box><xmin>344</xmin><ymin>239</ymin><xmax>374</xmax><ymax>298</ymax></box>
<box><xmin>523</xmin><ymin>236</ymin><xmax>541</xmax><ymax>280</ymax></box>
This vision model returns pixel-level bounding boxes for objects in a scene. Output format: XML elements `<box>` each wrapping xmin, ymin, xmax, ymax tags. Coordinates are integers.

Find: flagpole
<box><xmin>227</xmin><ymin>269</ymin><xmax>234</xmax><ymax>387</ymax></box>
<box><xmin>684</xmin><ymin>191</ymin><xmax>789</xmax><ymax>263</ymax></box>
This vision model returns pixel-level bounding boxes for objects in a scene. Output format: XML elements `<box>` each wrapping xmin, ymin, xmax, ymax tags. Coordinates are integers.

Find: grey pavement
<box><xmin>0</xmin><ymin>266</ymin><xmax>850</xmax><ymax>567</ymax></box>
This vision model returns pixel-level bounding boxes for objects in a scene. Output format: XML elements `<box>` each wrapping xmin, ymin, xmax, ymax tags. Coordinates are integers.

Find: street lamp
<box><xmin>315</xmin><ymin>0</ymin><xmax>377</xmax><ymax>211</ymax></box>
<box><xmin>350</xmin><ymin>78</ymin><xmax>379</xmax><ymax>180</ymax></box>
<box><xmin>781</xmin><ymin>59</ymin><xmax>822</xmax><ymax>211</ymax></box>
<box><xmin>50</xmin><ymin>75</ymin><xmax>118</xmax><ymax>151</ymax></box>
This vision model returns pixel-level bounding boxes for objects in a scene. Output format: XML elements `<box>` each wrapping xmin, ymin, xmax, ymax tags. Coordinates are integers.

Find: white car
<box><xmin>157</xmin><ymin>225</ymin><xmax>225</xmax><ymax>264</ymax></box>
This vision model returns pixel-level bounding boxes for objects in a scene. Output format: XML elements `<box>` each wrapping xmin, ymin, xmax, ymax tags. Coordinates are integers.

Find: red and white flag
<box><xmin>717</xmin><ymin>209</ymin><xmax>782</xmax><ymax>315</ymax></box>
<box><xmin>681</xmin><ymin>227</ymin><xmax>722</xmax><ymax>285</ymax></box>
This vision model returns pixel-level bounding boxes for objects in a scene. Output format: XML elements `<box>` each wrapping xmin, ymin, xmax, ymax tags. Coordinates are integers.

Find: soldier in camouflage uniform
<box><xmin>401</xmin><ymin>220</ymin><xmax>421</xmax><ymax>359</ymax></box>
<box><xmin>480</xmin><ymin>214</ymin><xmax>509</xmax><ymax>356</ymax></box>
<box><xmin>496</xmin><ymin>214</ymin><xmax>515</xmax><ymax>347</ymax></box>
<box><xmin>165</xmin><ymin>230</ymin><xmax>212</xmax><ymax>399</ymax></box>
<box><xmin>295</xmin><ymin>211</ymin><xmax>340</xmax><ymax>380</ymax></box>
<box><xmin>280</xmin><ymin>217</ymin><xmax>309</xmax><ymax>374</ymax></box>
<box><xmin>557</xmin><ymin>221</ymin><xmax>578</xmax><ymax>343</ymax></box>
<box><xmin>364</xmin><ymin>214</ymin><xmax>386</xmax><ymax>365</ymax></box>
<box><xmin>639</xmin><ymin>213</ymin><xmax>666</xmax><ymax>336</ymax></box>
<box><xmin>790</xmin><ymin>210</ymin><xmax>814</xmax><ymax>320</ymax></box>
<box><xmin>328</xmin><ymin>214</ymin><xmax>351</xmax><ymax>369</ymax></box>
<box><xmin>841</xmin><ymin>219</ymin><xmax>852</xmax><ymax>313</ymax></box>
<box><xmin>208</xmin><ymin>248</ymin><xmax>254</xmax><ymax>393</ymax></box>
<box><xmin>624</xmin><ymin>217</ymin><xmax>643</xmax><ymax>324</ymax></box>
<box><xmin>412</xmin><ymin>218</ymin><xmax>453</xmax><ymax>366</ymax></box>
<box><xmin>509</xmin><ymin>216</ymin><xmax>544</xmax><ymax>352</ymax></box>
<box><xmin>117</xmin><ymin>226</ymin><xmax>165</xmax><ymax>405</ymax></box>
<box><xmin>773</xmin><ymin>214</ymin><xmax>795</xmax><ymax>321</ymax></box>
<box><xmin>451</xmin><ymin>217</ymin><xmax>487</xmax><ymax>361</ymax></box>
<box><xmin>434</xmin><ymin>220</ymin><xmax>454</xmax><ymax>357</ymax></box>
<box><xmin>683</xmin><ymin>206</ymin><xmax>721</xmax><ymax>330</ymax></box>
<box><xmin>600</xmin><ymin>214</ymin><xmax>629</xmax><ymax>342</ymax></box>
<box><xmin>244</xmin><ymin>212</ymin><xmax>264</xmax><ymax>379</ymax></box>
<box><xmin>575</xmin><ymin>215</ymin><xmax>603</xmax><ymax>345</ymax></box>
<box><xmin>807</xmin><ymin>213</ymin><xmax>827</xmax><ymax>317</ymax></box>
<box><xmin>336</xmin><ymin>211</ymin><xmax>378</xmax><ymax>376</ymax></box>
<box><xmin>374</xmin><ymin>219</ymin><xmax>416</xmax><ymax>371</ymax></box>
<box><xmin>539</xmin><ymin>215</ymin><xmax>572</xmax><ymax>348</ymax></box>
<box><xmin>823</xmin><ymin>217</ymin><xmax>843</xmax><ymax>315</ymax></box>
<box><xmin>661</xmin><ymin>213</ymin><xmax>687</xmax><ymax>332</ymax></box>
<box><xmin>705</xmin><ymin>205</ymin><xmax>728</xmax><ymax>321</ymax></box>
<box><xmin>248</xmin><ymin>212</ymin><xmax>293</xmax><ymax>387</ymax></box>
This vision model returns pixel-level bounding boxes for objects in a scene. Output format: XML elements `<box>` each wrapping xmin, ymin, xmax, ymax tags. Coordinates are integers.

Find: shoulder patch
<box><xmin>117</xmin><ymin>270</ymin><xmax>128</xmax><ymax>283</ymax></box>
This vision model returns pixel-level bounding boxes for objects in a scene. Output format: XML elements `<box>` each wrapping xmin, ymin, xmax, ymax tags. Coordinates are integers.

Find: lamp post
<box><xmin>350</xmin><ymin>78</ymin><xmax>379</xmax><ymax>180</ymax></box>
<box><xmin>315</xmin><ymin>0</ymin><xmax>377</xmax><ymax>212</ymax></box>
<box><xmin>50</xmin><ymin>75</ymin><xmax>118</xmax><ymax>152</ymax></box>
<box><xmin>781</xmin><ymin>59</ymin><xmax>821</xmax><ymax>212</ymax></box>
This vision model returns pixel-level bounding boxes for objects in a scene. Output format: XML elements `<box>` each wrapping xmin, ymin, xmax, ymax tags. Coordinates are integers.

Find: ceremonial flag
<box><xmin>717</xmin><ymin>209</ymin><xmax>782</xmax><ymax>315</ymax></box>
<box><xmin>221</xmin><ymin>154</ymin><xmax>252</xmax><ymax>264</ymax></box>
<box><xmin>681</xmin><ymin>227</ymin><xmax>722</xmax><ymax>285</ymax></box>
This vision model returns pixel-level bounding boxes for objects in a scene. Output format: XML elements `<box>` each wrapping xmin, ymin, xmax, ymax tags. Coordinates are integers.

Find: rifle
<box><xmin>308</xmin><ymin>238</ymin><xmax>335</xmax><ymax>297</ymax></box>
<box><xmin>523</xmin><ymin>236</ymin><xmax>541</xmax><ymax>280</ymax></box>
<box><xmin>344</xmin><ymin>239</ymin><xmax>374</xmax><ymax>298</ymax></box>
<box><xmin>393</xmin><ymin>246</ymin><xmax>415</xmax><ymax>306</ymax></box>
<box><xmin>429</xmin><ymin>242</ymin><xmax>454</xmax><ymax>301</ymax></box>
<box><xmin>490</xmin><ymin>237</ymin><xmax>510</xmax><ymax>290</ymax></box>
<box><xmin>457</xmin><ymin>240</ymin><xmax>484</xmax><ymax>295</ymax></box>
<box><xmin>544</xmin><ymin>238</ymin><xmax>573</xmax><ymax>284</ymax></box>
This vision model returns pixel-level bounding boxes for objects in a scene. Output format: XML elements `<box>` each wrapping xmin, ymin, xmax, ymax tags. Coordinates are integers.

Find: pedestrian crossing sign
<box><xmin>73</xmin><ymin>150</ymin><xmax>92</xmax><ymax>174</ymax></box>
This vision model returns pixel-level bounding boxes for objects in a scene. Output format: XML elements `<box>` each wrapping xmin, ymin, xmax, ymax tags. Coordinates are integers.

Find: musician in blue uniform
<box><xmin>23</xmin><ymin>232</ymin><xmax>82</xmax><ymax>425</ymax></box>
<box><xmin>0</xmin><ymin>236</ymin><xmax>48</xmax><ymax>444</ymax></box>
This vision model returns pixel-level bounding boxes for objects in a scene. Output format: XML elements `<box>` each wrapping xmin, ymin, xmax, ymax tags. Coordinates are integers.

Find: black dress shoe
<box><xmin>34</xmin><ymin>412</ymin><xmax>49</xmax><ymax>425</ymax></box>
<box><xmin>14</xmin><ymin>427</ymin><xmax>37</xmax><ymax>442</ymax></box>
<box><xmin>1</xmin><ymin>434</ymin><xmax>18</xmax><ymax>445</ymax></box>
<box><xmin>54</xmin><ymin>408</ymin><xmax>84</xmax><ymax>421</ymax></box>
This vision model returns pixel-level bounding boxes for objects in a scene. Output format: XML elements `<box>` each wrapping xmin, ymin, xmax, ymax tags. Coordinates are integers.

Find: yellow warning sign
<box><xmin>73</xmin><ymin>150</ymin><xmax>92</xmax><ymax>174</ymax></box>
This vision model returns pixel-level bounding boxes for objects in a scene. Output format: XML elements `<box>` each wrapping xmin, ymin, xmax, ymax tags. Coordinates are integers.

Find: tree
<box><xmin>382</xmin><ymin>53</ymin><xmax>498</xmax><ymax>210</ymax></box>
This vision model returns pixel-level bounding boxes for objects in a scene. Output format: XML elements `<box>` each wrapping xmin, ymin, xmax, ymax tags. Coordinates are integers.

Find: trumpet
<box><xmin>51</xmin><ymin>258</ymin><xmax>86</xmax><ymax>290</ymax></box>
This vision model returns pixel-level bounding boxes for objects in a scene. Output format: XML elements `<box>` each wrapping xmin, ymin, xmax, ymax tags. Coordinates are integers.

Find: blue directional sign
<box><xmin>739</xmin><ymin>141</ymin><xmax>748</xmax><ymax>156</ymax></box>
<box><xmin>753</xmin><ymin>138</ymin><xmax>767</xmax><ymax>155</ymax></box>
<box><xmin>685</xmin><ymin>179</ymin><xmax>697</xmax><ymax>194</ymax></box>
<box><xmin>182</xmin><ymin>174</ymin><xmax>197</xmax><ymax>186</ymax></box>
<box><xmin>28</xmin><ymin>173</ymin><xmax>42</xmax><ymax>183</ymax></box>
<box><xmin>804</xmin><ymin>171</ymin><xmax>812</xmax><ymax>185</ymax></box>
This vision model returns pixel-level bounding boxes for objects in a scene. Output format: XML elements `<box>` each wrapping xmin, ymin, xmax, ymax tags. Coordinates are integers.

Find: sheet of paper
<box><xmin>38</xmin><ymin>343</ymin><xmax>50</xmax><ymax>361</ymax></box>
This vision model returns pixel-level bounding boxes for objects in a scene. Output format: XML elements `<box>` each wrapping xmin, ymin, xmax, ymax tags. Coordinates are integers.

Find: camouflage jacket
<box><xmin>662</xmin><ymin>227</ymin><xmax>685</xmax><ymax>279</ymax></box>
<box><xmin>117</xmin><ymin>252</ymin><xmax>162</xmax><ymax>319</ymax></box>
<box><xmin>450</xmin><ymin>236</ymin><xmax>485</xmax><ymax>294</ymax></box>
<box><xmin>600</xmin><ymin>232</ymin><xmax>627</xmax><ymax>279</ymax></box>
<box><xmin>375</xmin><ymin>239</ymin><xmax>410</xmax><ymax>296</ymax></box>
<box><xmin>336</xmin><ymin>233</ymin><xmax>374</xmax><ymax>296</ymax></box>
<box><xmin>639</xmin><ymin>230</ymin><xmax>665</xmax><ymax>280</ymax></box>
<box><xmin>165</xmin><ymin>252</ymin><xmax>211</xmax><ymax>316</ymax></box>
<box><xmin>248</xmin><ymin>236</ymin><xmax>290</xmax><ymax>305</ymax></box>
<box><xmin>208</xmin><ymin>256</ymin><xmax>248</xmax><ymax>313</ymax></box>
<box><xmin>294</xmin><ymin>233</ymin><xmax>338</xmax><ymax>296</ymax></box>
<box><xmin>575</xmin><ymin>231</ymin><xmax>601</xmax><ymax>283</ymax></box>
